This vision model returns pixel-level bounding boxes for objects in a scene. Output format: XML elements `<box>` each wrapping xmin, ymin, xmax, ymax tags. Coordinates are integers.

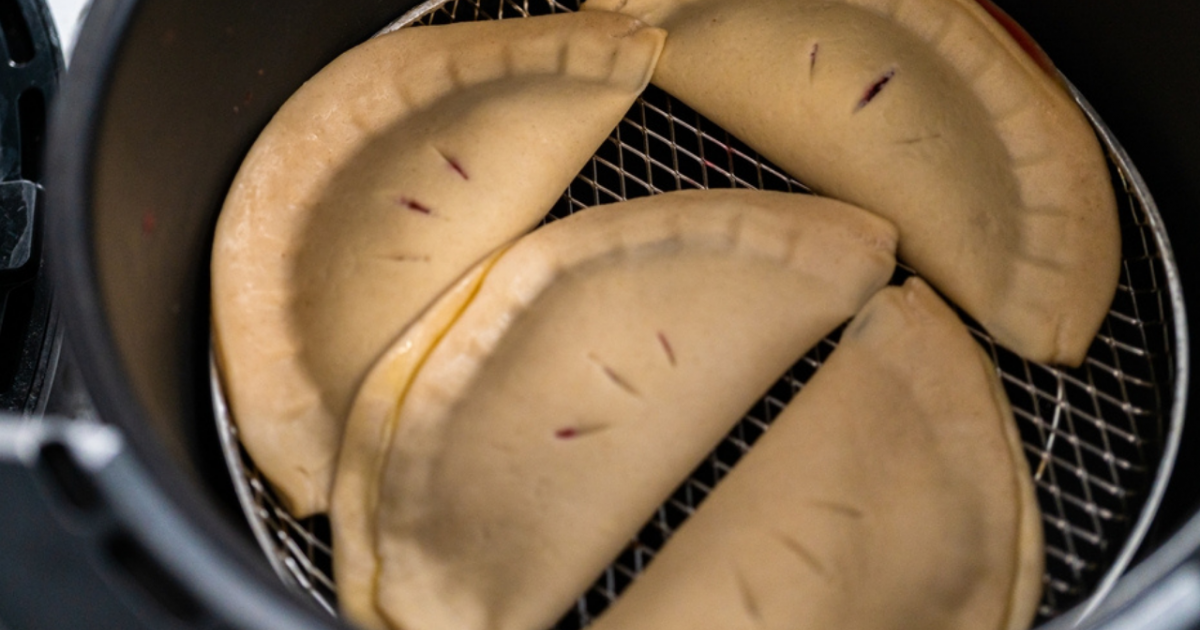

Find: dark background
<box><xmin>998</xmin><ymin>0</ymin><xmax>1200</xmax><ymax>542</ymax></box>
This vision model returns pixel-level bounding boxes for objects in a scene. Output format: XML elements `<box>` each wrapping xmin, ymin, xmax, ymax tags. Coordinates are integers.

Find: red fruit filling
<box><xmin>856</xmin><ymin>68</ymin><xmax>895</xmax><ymax>111</ymax></box>
<box><xmin>397</xmin><ymin>197</ymin><xmax>432</xmax><ymax>214</ymax></box>
<box><xmin>447</xmin><ymin>158</ymin><xmax>469</xmax><ymax>181</ymax></box>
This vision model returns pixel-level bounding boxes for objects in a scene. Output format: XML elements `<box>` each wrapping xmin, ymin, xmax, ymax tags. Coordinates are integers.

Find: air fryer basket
<box><xmin>36</xmin><ymin>0</ymin><xmax>1200</xmax><ymax>628</ymax></box>
<box><xmin>209</xmin><ymin>1</ymin><xmax>1187</xmax><ymax>628</ymax></box>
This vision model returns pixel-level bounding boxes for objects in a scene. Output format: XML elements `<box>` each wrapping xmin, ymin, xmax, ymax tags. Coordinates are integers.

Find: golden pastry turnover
<box><xmin>586</xmin><ymin>0</ymin><xmax>1120</xmax><ymax>367</ymax></box>
<box><xmin>587</xmin><ymin>277</ymin><xmax>1043</xmax><ymax>630</ymax></box>
<box><xmin>211</xmin><ymin>12</ymin><xmax>666</xmax><ymax>515</ymax></box>
<box><xmin>330</xmin><ymin>189</ymin><xmax>898</xmax><ymax>630</ymax></box>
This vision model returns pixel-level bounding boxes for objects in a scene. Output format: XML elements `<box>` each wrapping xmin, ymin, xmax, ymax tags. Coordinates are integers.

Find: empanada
<box><xmin>330</xmin><ymin>189</ymin><xmax>898</xmax><ymax>630</ymax></box>
<box><xmin>210</xmin><ymin>12</ymin><xmax>666</xmax><ymax>515</ymax></box>
<box><xmin>586</xmin><ymin>277</ymin><xmax>1043</xmax><ymax>630</ymax></box>
<box><xmin>585</xmin><ymin>0</ymin><xmax>1120</xmax><ymax>366</ymax></box>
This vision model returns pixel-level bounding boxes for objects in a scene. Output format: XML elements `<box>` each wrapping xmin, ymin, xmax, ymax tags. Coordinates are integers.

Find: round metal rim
<box><xmin>1063</xmin><ymin>83</ymin><xmax>1189</xmax><ymax>627</ymax></box>
<box><xmin>208</xmin><ymin>2</ymin><xmax>1191</xmax><ymax>626</ymax></box>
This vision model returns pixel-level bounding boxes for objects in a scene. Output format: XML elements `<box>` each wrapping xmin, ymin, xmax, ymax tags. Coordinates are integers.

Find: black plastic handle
<box><xmin>0</xmin><ymin>416</ymin><xmax>346</xmax><ymax>630</ymax></box>
<box><xmin>0</xmin><ymin>417</ymin><xmax>185</xmax><ymax>629</ymax></box>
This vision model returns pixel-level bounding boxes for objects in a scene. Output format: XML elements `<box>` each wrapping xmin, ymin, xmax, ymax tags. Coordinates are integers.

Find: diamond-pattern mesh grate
<box><xmin>215</xmin><ymin>0</ymin><xmax>1182</xmax><ymax>627</ymax></box>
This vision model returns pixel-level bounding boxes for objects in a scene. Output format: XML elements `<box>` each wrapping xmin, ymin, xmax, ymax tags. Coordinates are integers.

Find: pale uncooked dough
<box><xmin>330</xmin><ymin>189</ymin><xmax>899</xmax><ymax>630</ymax></box>
<box><xmin>585</xmin><ymin>0</ymin><xmax>1120</xmax><ymax>366</ymax></box>
<box><xmin>211</xmin><ymin>12</ymin><xmax>666</xmax><ymax>515</ymax></box>
<box><xmin>586</xmin><ymin>277</ymin><xmax>1044</xmax><ymax>630</ymax></box>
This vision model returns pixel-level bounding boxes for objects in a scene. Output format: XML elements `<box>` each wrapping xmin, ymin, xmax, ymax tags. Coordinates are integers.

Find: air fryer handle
<box><xmin>0</xmin><ymin>416</ymin><xmax>204</xmax><ymax>628</ymax></box>
<box><xmin>0</xmin><ymin>416</ymin><xmax>343</xmax><ymax>630</ymax></box>
<box><xmin>1082</xmin><ymin>561</ymin><xmax>1200</xmax><ymax>630</ymax></box>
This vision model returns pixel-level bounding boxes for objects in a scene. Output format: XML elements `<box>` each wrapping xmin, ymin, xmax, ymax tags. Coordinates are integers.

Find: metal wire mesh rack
<box><xmin>213</xmin><ymin>0</ymin><xmax>1188</xmax><ymax>627</ymax></box>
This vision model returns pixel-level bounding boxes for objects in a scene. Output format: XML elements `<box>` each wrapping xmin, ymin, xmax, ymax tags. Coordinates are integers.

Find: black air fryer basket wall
<box><xmin>31</xmin><ymin>0</ymin><xmax>1200</xmax><ymax>628</ymax></box>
